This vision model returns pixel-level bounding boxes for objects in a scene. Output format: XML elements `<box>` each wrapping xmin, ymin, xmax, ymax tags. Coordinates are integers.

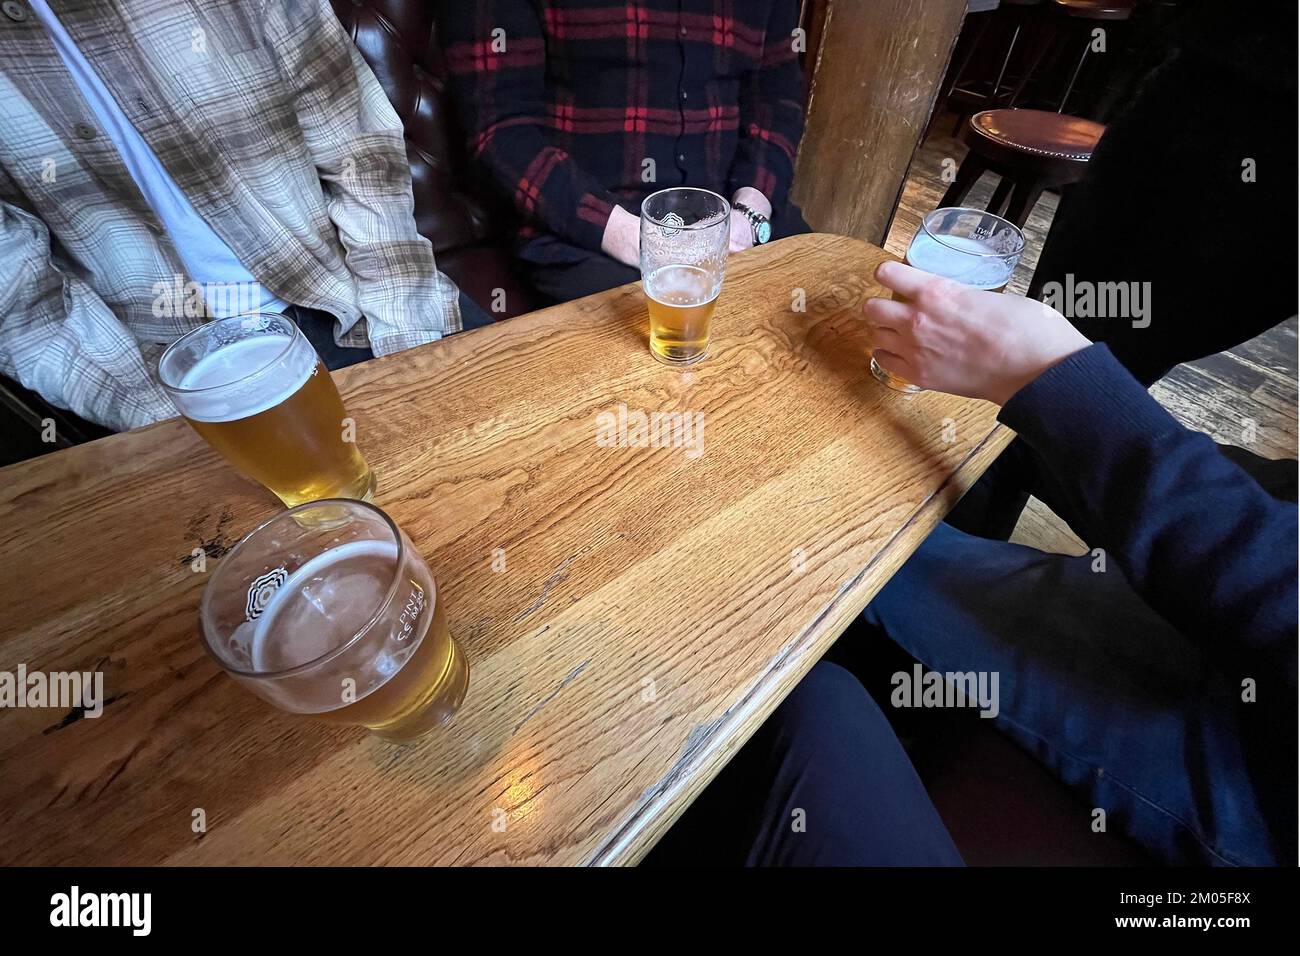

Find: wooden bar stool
<box><xmin>1051</xmin><ymin>0</ymin><xmax>1135</xmax><ymax>113</ymax></box>
<box><xmin>939</xmin><ymin>107</ymin><xmax>1104</xmax><ymax>227</ymax></box>
<box><xmin>941</xmin><ymin>0</ymin><xmax>1050</xmax><ymax>135</ymax></box>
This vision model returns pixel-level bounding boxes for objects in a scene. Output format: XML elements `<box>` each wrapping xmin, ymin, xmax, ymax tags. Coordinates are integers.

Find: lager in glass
<box><xmin>201</xmin><ymin>499</ymin><xmax>468</xmax><ymax>743</ymax></box>
<box><xmin>640</xmin><ymin>188</ymin><xmax>729</xmax><ymax>365</ymax></box>
<box><xmin>160</xmin><ymin>312</ymin><xmax>375</xmax><ymax>506</ymax></box>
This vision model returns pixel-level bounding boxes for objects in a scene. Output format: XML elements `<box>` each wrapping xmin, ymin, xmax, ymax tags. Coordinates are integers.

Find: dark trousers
<box><xmin>860</xmin><ymin>523</ymin><xmax>1296</xmax><ymax>867</ymax></box>
<box><xmin>522</xmin><ymin>203</ymin><xmax>813</xmax><ymax>305</ymax></box>
<box><xmin>288</xmin><ymin>291</ymin><xmax>495</xmax><ymax>371</ymax></box>
<box><xmin>642</xmin><ymin>662</ymin><xmax>962</xmax><ymax>867</ymax></box>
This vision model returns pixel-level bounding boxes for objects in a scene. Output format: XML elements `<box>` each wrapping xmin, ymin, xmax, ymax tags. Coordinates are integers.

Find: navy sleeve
<box><xmin>999</xmin><ymin>343</ymin><xmax>1297</xmax><ymax>683</ymax></box>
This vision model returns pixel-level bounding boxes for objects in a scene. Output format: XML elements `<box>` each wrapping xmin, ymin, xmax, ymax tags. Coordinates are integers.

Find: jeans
<box><xmin>861</xmin><ymin>523</ymin><xmax>1296</xmax><ymax>867</ymax></box>
<box><xmin>287</xmin><ymin>291</ymin><xmax>495</xmax><ymax>371</ymax></box>
<box><xmin>643</xmin><ymin>662</ymin><xmax>962</xmax><ymax>866</ymax></box>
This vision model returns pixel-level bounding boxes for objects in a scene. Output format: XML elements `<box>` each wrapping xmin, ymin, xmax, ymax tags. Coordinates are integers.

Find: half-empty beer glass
<box><xmin>201</xmin><ymin>499</ymin><xmax>468</xmax><ymax>743</ymax></box>
<box><xmin>871</xmin><ymin>207</ymin><xmax>1025</xmax><ymax>392</ymax></box>
<box><xmin>159</xmin><ymin>312</ymin><xmax>375</xmax><ymax>506</ymax></box>
<box><xmin>640</xmin><ymin>188</ymin><xmax>730</xmax><ymax>365</ymax></box>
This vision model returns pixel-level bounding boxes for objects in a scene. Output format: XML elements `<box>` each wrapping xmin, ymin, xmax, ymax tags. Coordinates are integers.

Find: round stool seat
<box><xmin>967</xmin><ymin>108</ymin><xmax>1105</xmax><ymax>165</ymax></box>
<box><xmin>1052</xmin><ymin>0</ymin><xmax>1135</xmax><ymax>21</ymax></box>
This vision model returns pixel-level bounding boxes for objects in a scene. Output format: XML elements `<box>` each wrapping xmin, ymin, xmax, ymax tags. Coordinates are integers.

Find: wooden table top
<box><xmin>0</xmin><ymin>233</ymin><xmax>1010</xmax><ymax>866</ymax></box>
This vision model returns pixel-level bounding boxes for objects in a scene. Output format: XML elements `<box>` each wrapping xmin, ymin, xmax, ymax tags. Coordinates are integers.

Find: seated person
<box><xmin>0</xmin><ymin>0</ymin><xmax>486</xmax><ymax>435</ymax></box>
<box><xmin>947</xmin><ymin>0</ymin><xmax>1297</xmax><ymax>539</ymax></box>
<box><xmin>860</xmin><ymin>261</ymin><xmax>1298</xmax><ymax>866</ymax></box>
<box><xmin>440</xmin><ymin>0</ymin><xmax>810</xmax><ymax>304</ymax></box>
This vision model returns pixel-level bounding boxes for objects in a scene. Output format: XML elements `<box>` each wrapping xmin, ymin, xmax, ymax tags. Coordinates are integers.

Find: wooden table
<box><xmin>0</xmin><ymin>233</ymin><xmax>1010</xmax><ymax>866</ymax></box>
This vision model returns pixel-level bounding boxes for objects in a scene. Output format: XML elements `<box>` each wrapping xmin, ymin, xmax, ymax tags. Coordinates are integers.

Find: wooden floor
<box><xmin>886</xmin><ymin>123</ymin><xmax>1299</xmax><ymax>557</ymax></box>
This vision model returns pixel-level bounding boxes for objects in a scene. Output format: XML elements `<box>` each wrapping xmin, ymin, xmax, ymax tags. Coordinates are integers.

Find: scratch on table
<box><xmin>514</xmin><ymin>554</ymin><xmax>577</xmax><ymax>621</ymax></box>
<box><xmin>42</xmin><ymin>693</ymin><xmax>127</xmax><ymax>735</ymax></box>
<box><xmin>513</xmin><ymin>659</ymin><xmax>591</xmax><ymax>735</ymax></box>
<box><xmin>641</xmin><ymin>708</ymin><xmax>734</xmax><ymax>802</ymax></box>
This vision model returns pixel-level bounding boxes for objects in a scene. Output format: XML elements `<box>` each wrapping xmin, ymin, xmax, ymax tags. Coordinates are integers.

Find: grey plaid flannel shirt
<box><xmin>0</xmin><ymin>0</ymin><xmax>462</xmax><ymax>431</ymax></box>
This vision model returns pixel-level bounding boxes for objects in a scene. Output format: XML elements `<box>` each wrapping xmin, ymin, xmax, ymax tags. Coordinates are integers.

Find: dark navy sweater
<box><xmin>999</xmin><ymin>343</ymin><xmax>1298</xmax><ymax>686</ymax></box>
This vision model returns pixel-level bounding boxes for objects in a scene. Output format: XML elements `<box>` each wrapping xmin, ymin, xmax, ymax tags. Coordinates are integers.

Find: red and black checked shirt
<box><xmin>441</xmin><ymin>0</ymin><xmax>805</xmax><ymax>255</ymax></box>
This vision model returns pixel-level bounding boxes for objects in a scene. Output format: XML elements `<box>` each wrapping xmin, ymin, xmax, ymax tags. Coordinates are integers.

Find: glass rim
<box><xmin>921</xmin><ymin>206</ymin><xmax>1025</xmax><ymax>259</ymax></box>
<box><xmin>199</xmin><ymin>498</ymin><xmax>408</xmax><ymax>681</ymax></box>
<box><xmin>640</xmin><ymin>187</ymin><xmax>731</xmax><ymax>230</ymax></box>
<box><xmin>158</xmin><ymin>311</ymin><xmax>302</xmax><ymax>396</ymax></box>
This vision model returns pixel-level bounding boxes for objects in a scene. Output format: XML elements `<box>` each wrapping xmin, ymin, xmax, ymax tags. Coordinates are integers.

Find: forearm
<box><xmin>999</xmin><ymin>343</ymin><xmax>1298</xmax><ymax>675</ymax></box>
<box><xmin>1</xmin><ymin>209</ymin><xmax>172</xmax><ymax>430</ymax></box>
<box><xmin>268</xmin><ymin>0</ymin><xmax>460</xmax><ymax>349</ymax></box>
<box><xmin>440</xmin><ymin>0</ymin><xmax>623</xmax><ymax>252</ymax></box>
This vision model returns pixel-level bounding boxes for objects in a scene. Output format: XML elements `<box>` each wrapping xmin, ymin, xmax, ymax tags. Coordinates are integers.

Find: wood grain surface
<box><xmin>793</xmin><ymin>0</ymin><xmax>968</xmax><ymax>245</ymax></box>
<box><xmin>0</xmin><ymin>233</ymin><xmax>1009</xmax><ymax>866</ymax></box>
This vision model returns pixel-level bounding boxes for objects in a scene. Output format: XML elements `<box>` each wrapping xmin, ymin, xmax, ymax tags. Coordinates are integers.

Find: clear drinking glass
<box><xmin>871</xmin><ymin>206</ymin><xmax>1025</xmax><ymax>392</ymax></box>
<box><xmin>640</xmin><ymin>187</ymin><xmax>730</xmax><ymax>365</ymax></box>
<box><xmin>159</xmin><ymin>312</ymin><xmax>375</xmax><ymax>506</ymax></box>
<box><xmin>200</xmin><ymin>499</ymin><xmax>468</xmax><ymax>743</ymax></box>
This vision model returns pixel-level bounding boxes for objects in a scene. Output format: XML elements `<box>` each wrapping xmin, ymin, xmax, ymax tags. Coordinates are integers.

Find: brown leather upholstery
<box><xmin>968</xmin><ymin>108</ymin><xmax>1105</xmax><ymax>164</ymax></box>
<box><xmin>329</xmin><ymin>0</ymin><xmax>540</xmax><ymax>318</ymax></box>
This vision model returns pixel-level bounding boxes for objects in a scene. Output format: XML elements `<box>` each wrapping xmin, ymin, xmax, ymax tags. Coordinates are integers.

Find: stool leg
<box><xmin>1059</xmin><ymin>42</ymin><xmax>1090</xmax><ymax>113</ymax></box>
<box><xmin>988</xmin><ymin>23</ymin><xmax>1022</xmax><ymax>109</ymax></box>
<box><xmin>939</xmin><ymin>152</ymin><xmax>987</xmax><ymax>209</ymax></box>
<box><xmin>1002</xmin><ymin>178</ymin><xmax>1045</xmax><ymax>228</ymax></box>
<box><xmin>987</xmin><ymin>176</ymin><xmax>1014</xmax><ymax>217</ymax></box>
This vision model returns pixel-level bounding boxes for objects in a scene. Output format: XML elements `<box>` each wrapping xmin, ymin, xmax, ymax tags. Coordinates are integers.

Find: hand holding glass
<box><xmin>871</xmin><ymin>207</ymin><xmax>1025</xmax><ymax>392</ymax></box>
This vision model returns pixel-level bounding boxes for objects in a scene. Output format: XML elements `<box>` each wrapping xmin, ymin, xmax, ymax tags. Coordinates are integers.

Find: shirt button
<box><xmin>679</xmin><ymin>25</ymin><xmax>687</xmax><ymax>37</ymax></box>
<box><xmin>678</xmin><ymin>154</ymin><xmax>686</xmax><ymax>163</ymax></box>
<box><xmin>680</xmin><ymin>91</ymin><xmax>688</xmax><ymax>101</ymax></box>
<box><xmin>3</xmin><ymin>1</ymin><xmax>28</xmax><ymax>21</ymax></box>
<box><xmin>73</xmin><ymin>122</ymin><xmax>97</xmax><ymax>140</ymax></box>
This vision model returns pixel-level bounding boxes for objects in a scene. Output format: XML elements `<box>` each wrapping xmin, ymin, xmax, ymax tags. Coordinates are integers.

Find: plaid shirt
<box><xmin>0</xmin><ymin>0</ymin><xmax>461</xmax><ymax>432</ymax></box>
<box><xmin>441</xmin><ymin>0</ymin><xmax>805</xmax><ymax>255</ymax></box>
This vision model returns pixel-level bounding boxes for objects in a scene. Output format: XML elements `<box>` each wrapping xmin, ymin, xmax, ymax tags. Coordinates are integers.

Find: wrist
<box><xmin>601</xmin><ymin>206</ymin><xmax>640</xmax><ymax>264</ymax></box>
<box><xmin>732</xmin><ymin>187</ymin><xmax>772</xmax><ymax>220</ymax></box>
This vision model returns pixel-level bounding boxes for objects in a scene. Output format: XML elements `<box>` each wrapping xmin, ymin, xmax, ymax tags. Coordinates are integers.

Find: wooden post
<box><xmin>794</xmin><ymin>0</ymin><xmax>968</xmax><ymax>245</ymax></box>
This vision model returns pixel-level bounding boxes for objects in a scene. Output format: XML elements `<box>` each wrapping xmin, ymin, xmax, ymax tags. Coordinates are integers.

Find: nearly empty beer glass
<box><xmin>159</xmin><ymin>312</ymin><xmax>375</xmax><ymax>506</ymax></box>
<box><xmin>870</xmin><ymin>207</ymin><xmax>1025</xmax><ymax>392</ymax></box>
<box><xmin>640</xmin><ymin>187</ymin><xmax>729</xmax><ymax>365</ymax></box>
<box><xmin>201</xmin><ymin>499</ymin><xmax>468</xmax><ymax>743</ymax></box>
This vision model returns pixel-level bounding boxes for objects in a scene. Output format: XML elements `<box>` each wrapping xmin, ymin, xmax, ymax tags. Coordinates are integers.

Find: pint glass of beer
<box><xmin>159</xmin><ymin>312</ymin><xmax>375</xmax><ymax>506</ymax></box>
<box><xmin>201</xmin><ymin>499</ymin><xmax>468</xmax><ymax>743</ymax></box>
<box><xmin>870</xmin><ymin>207</ymin><xmax>1025</xmax><ymax>392</ymax></box>
<box><xmin>640</xmin><ymin>188</ymin><xmax>729</xmax><ymax>365</ymax></box>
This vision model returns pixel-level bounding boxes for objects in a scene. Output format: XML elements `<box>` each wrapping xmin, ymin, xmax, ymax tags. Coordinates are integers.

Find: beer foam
<box><xmin>645</xmin><ymin>264</ymin><xmax>720</xmax><ymax>306</ymax></box>
<box><xmin>907</xmin><ymin>232</ymin><xmax>1015</xmax><ymax>290</ymax></box>
<box><xmin>250</xmin><ymin>539</ymin><xmax>399</xmax><ymax>674</ymax></box>
<box><xmin>177</xmin><ymin>334</ymin><xmax>317</xmax><ymax>422</ymax></box>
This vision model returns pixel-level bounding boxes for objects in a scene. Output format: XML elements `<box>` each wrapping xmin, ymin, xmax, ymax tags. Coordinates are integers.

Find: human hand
<box><xmin>601</xmin><ymin>205</ymin><xmax>642</xmax><ymax>268</ymax></box>
<box><xmin>728</xmin><ymin>209</ymin><xmax>755</xmax><ymax>253</ymax></box>
<box><xmin>864</xmin><ymin>260</ymin><xmax>1091</xmax><ymax>405</ymax></box>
